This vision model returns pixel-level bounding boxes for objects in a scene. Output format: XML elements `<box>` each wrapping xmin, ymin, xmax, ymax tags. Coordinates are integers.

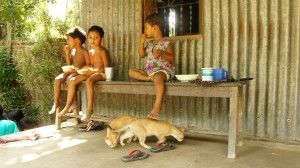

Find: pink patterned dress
<box><xmin>144</xmin><ymin>38</ymin><xmax>175</xmax><ymax>78</ymax></box>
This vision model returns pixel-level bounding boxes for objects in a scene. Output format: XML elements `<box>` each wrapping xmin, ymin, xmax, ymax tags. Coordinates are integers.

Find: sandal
<box><xmin>0</xmin><ymin>138</ymin><xmax>8</xmax><ymax>144</ymax></box>
<box><xmin>150</xmin><ymin>142</ymin><xmax>175</xmax><ymax>153</ymax></box>
<box><xmin>121</xmin><ymin>150</ymin><xmax>148</xmax><ymax>162</ymax></box>
<box><xmin>86</xmin><ymin>120</ymin><xmax>105</xmax><ymax>131</ymax></box>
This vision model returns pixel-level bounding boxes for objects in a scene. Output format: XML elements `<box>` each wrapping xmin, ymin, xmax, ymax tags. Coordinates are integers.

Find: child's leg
<box><xmin>128</xmin><ymin>68</ymin><xmax>151</xmax><ymax>81</ymax></box>
<box><xmin>67</xmin><ymin>73</ymin><xmax>80</xmax><ymax>113</ymax></box>
<box><xmin>58</xmin><ymin>75</ymin><xmax>87</xmax><ymax>117</ymax></box>
<box><xmin>49</xmin><ymin>73</ymin><xmax>68</xmax><ymax>114</ymax></box>
<box><xmin>81</xmin><ymin>73</ymin><xmax>104</xmax><ymax>122</ymax></box>
<box><xmin>148</xmin><ymin>72</ymin><xmax>167</xmax><ymax>119</ymax></box>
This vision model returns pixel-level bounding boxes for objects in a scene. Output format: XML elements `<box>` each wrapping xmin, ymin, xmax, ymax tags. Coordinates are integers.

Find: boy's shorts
<box><xmin>148</xmin><ymin>70</ymin><xmax>171</xmax><ymax>81</ymax></box>
<box><xmin>94</xmin><ymin>72</ymin><xmax>106</xmax><ymax>80</ymax></box>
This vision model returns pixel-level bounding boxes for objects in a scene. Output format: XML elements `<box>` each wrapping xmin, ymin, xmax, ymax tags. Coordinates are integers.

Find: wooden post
<box><xmin>228</xmin><ymin>87</ymin><xmax>239</xmax><ymax>159</ymax></box>
<box><xmin>6</xmin><ymin>22</ymin><xmax>12</xmax><ymax>56</ymax></box>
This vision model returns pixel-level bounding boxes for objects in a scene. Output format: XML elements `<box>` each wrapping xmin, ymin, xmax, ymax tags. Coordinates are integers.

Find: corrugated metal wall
<box><xmin>81</xmin><ymin>0</ymin><xmax>300</xmax><ymax>143</ymax></box>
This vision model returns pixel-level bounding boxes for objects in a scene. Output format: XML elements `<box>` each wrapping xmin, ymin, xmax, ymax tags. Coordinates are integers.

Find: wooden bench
<box><xmin>56</xmin><ymin>81</ymin><xmax>245</xmax><ymax>158</ymax></box>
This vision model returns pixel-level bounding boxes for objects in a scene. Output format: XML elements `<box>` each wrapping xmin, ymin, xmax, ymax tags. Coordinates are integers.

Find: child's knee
<box><xmin>153</xmin><ymin>73</ymin><xmax>167</xmax><ymax>82</ymax></box>
<box><xmin>86</xmin><ymin>79</ymin><xmax>94</xmax><ymax>87</ymax></box>
<box><xmin>128</xmin><ymin>69</ymin><xmax>135</xmax><ymax>76</ymax></box>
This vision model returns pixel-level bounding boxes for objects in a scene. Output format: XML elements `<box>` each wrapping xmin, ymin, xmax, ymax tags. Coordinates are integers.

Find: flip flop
<box><xmin>150</xmin><ymin>142</ymin><xmax>175</xmax><ymax>153</ymax></box>
<box><xmin>86</xmin><ymin>121</ymin><xmax>105</xmax><ymax>131</ymax></box>
<box><xmin>0</xmin><ymin>138</ymin><xmax>8</xmax><ymax>144</ymax></box>
<box><xmin>121</xmin><ymin>150</ymin><xmax>148</xmax><ymax>162</ymax></box>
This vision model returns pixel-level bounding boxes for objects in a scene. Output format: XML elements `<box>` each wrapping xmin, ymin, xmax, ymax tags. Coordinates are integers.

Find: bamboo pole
<box><xmin>6</xmin><ymin>22</ymin><xmax>12</xmax><ymax>56</ymax></box>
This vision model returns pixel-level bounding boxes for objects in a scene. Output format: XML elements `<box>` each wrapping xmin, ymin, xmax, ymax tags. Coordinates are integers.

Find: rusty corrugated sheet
<box><xmin>81</xmin><ymin>0</ymin><xmax>300</xmax><ymax>143</ymax></box>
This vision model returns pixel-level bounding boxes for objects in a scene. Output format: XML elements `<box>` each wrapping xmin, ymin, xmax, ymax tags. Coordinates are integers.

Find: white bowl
<box><xmin>175</xmin><ymin>74</ymin><xmax>199</xmax><ymax>82</ymax></box>
<box><xmin>62</xmin><ymin>65</ymin><xmax>77</xmax><ymax>74</ymax></box>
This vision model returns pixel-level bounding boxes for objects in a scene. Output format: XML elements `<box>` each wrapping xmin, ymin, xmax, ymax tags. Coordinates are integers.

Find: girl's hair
<box><xmin>6</xmin><ymin>108</ymin><xmax>24</xmax><ymax>122</ymax></box>
<box><xmin>19</xmin><ymin>116</ymin><xmax>38</xmax><ymax>131</ymax></box>
<box><xmin>67</xmin><ymin>27</ymin><xmax>87</xmax><ymax>44</ymax></box>
<box><xmin>88</xmin><ymin>25</ymin><xmax>105</xmax><ymax>38</ymax></box>
<box><xmin>145</xmin><ymin>13</ymin><xmax>164</xmax><ymax>32</ymax></box>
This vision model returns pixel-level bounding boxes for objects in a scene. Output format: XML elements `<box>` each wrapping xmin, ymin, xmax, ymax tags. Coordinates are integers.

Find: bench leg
<box><xmin>228</xmin><ymin>87</ymin><xmax>238</xmax><ymax>159</ymax></box>
<box><xmin>74</xmin><ymin>108</ymin><xmax>81</xmax><ymax>125</ymax></box>
<box><xmin>237</xmin><ymin>86</ymin><xmax>244</xmax><ymax>146</ymax></box>
<box><xmin>55</xmin><ymin>113</ymin><xmax>62</xmax><ymax>129</ymax></box>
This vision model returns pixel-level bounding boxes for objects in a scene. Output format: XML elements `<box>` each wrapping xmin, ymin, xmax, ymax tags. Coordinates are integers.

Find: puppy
<box><xmin>105</xmin><ymin>115</ymin><xmax>184</xmax><ymax>149</ymax></box>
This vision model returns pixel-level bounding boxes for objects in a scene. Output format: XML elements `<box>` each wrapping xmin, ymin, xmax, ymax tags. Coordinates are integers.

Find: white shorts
<box><xmin>148</xmin><ymin>70</ymin><xmax>171</xmax><ymax>81</ymax></box>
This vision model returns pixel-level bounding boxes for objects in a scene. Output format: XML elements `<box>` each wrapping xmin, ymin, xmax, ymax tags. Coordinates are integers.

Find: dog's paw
<box><xmin>142</xmin><ymin>145</ymin><xmax>151</xmax><ymax>149</ymax></box>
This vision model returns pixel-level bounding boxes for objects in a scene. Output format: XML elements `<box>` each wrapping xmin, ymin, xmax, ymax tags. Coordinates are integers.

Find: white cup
<box><xmin>201</xmin><ymin>67</ymin><xmax>214</xmax><ymax>81</ymax></box>
<box><xmin>105</xmin><ymin>67</ymin><xmax>113</xmax><ymax>81</ymax></box>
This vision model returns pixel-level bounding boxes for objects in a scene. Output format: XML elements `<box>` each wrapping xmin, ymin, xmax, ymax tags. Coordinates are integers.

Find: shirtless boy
<box><xmin>49</xmin><ymin>27</ymin><xmax>90</xmax><ymax>114</ymax></box>
<box><xmin>58</xmin><ymin>25</ymin><xmax>111</xmax><ymax>122</ymax></box>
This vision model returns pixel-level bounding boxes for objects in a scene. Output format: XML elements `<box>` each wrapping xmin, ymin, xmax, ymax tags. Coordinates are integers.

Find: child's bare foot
<box><xmin>49</xmin><ymin>105</ymin><xmax>59</xmax><ymax>115</ymax></box>
<box><xmin>81</xmin><ymin>113</ymin><xmax>92</xmax><ymax>123</ymax></box>
<box><xmin>148</xmin><ymin>106</ymin><xmax>161</xmax><ymax>120</ymax></box>
<box><xmin>148</xmin><ymin>114</ymin><xmax>160</xmax><ymax>120</ymax></box>
<box><xmin>58</xmin><ymin>107</ymin><xmax>69</xmax><ymax>117</ymax></box>
<box><xmin>68</xmin><ymin>104</ymin><xmax>78</xmax><ymax>113</ymax></box>
<box><xmin>148</xmin><ymin>111</ymin><xmax>160</xmax><ymax>120</ymax></box>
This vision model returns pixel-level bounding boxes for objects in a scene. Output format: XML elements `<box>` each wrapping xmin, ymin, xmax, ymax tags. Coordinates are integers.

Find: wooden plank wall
<box><xmin>81</xmin><ymin>0</ymin><xmax>300</xmax><ymax>144</ymax></box>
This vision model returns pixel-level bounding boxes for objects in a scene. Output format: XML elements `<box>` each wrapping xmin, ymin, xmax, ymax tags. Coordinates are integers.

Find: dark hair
<box><xmin>145</xmin><ymin>13</ymin><xmax>164</xmax><ymax>32</ymax></box>
<box><xmin>6</xmin><ymin>108</ymin><xmax>24</xmax><ymax>123</ymax></box>
<box><xmin>19</xmin><ymin>116</ymin><xmax>38</xmax><ymax>131</ymax></box>
<box><xmin>0</xmin><ymin>105</ymin><xmax>5</xmax><ymax>120</ymax></box>
<box><xmin>67</xmin><ymin>27</ymin><xmax>87</xmax><ymax>44</ymax></box>
<box><xmin>88</xmin><ymin>25</ymin><xmax>104</xmax><ymax>38</ymax></box>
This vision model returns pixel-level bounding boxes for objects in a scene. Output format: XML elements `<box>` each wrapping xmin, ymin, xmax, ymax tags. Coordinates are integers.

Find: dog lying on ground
<box><xmin>104</xmin><ymin>115</ymin><xmax>184</xmax><ymax>149</ymax></box>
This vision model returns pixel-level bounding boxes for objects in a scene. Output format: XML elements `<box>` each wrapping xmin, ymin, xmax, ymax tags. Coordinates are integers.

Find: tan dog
<box><xmin>104</xmin><ymin>115</ymin><xmax>137</xmax><ymax>148</ymax></box>
<box><xmin>104</xmin><ymin>115</ymin><xmax>184</xmax><ymax>149</ymax></box>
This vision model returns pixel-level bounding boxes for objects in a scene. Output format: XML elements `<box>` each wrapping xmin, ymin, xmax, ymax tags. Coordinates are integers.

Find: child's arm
<box><xmin>153</xmin><ymin>42</ymin><xmax>175</xmax><ymax>63</ymax></box>
<box><xmin>139</xmin><ymin>34</ymin><xmax>147</xmax><ymax>58</ymax></box>
<box><xmin>83</xmin><ymin>49</ymin><xmax>91</xmax><ymax>66</ymax></box>
<box><xmin>95</xmin><ymin>49</ymin><xmax>110</xmax><ymax>73</ymax></box>
<box><xmin>64</xmin><ymin>45</ymin><xmax>72</xmax><ymax>65</ymax></box>
<box><xmin>101</xmin><ymin>49</ymin><xmax>111</xmax><ymax>70</ymax></box>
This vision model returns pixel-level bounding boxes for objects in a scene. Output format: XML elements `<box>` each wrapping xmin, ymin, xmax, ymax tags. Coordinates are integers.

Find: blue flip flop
<box><xmin>150</xmin><ymin>142</ymin><xmax>175</xmax><ymax>153</ymax></box>
<box><xmin>121</xmin><ymin>150</ymin><xmax>149</xmax><ymax>162</ymax></box>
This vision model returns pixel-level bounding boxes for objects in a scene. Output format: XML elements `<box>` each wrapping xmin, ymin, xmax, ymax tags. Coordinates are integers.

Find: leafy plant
<box><xmin>13</xmin><ymin>37</ymin><xmax>64</xmax><ymax>123</ymax></box>
<box><xmin>2</xmin><ymin>0</ymin><xmax>81</xmax><ymax>124</ymax></box>
<box><xmin>0</xmin><ymin>47</ymin><xmax>36</xmax><ymax>117</ymax></box>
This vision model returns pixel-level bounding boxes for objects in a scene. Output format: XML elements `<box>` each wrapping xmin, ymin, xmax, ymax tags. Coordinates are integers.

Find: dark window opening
<box><xmin>144</xmin><ymin>0</ymin><xmax>200</xmax><ymax>37</ymax></box>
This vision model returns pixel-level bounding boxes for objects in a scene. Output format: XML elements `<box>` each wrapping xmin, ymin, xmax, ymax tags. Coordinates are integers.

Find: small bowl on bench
<box><xmin>62</xmin><ymin>65</ymin><xmax>78</xmax><ymax>74</ymax></box>
<box><xmin>175</xmin><ymin>74</ymin><xmax>199</xmax><ymax>82</ymax></box>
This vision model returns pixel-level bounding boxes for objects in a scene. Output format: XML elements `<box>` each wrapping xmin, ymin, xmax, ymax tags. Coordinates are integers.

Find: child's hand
<box><xmin>153</xmin><ymin>48</ymin><xmax>164</xmax><ymax>59</ymax></box>
<box><xmin>77</xmin><ymin>67</ymin><xmax>93</xmax><ymax>76</ymax></box>
<box><xmin>140</xmin><ymin>33</ymin><xmax>147</xmax><ymax>44</ymax></box>
<box><xmin>62</xmin><ymin>65</ymin><xmax>78</xmax><ymax>74</ymax></box>
<box><xmin>64</xmin><ymin>45</ymin><xmax>71</xmax><ymax>54</ymax></box>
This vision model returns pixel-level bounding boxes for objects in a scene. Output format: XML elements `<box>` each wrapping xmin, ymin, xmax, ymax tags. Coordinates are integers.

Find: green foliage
<box><xmin>1</xmin><ymin>0</ymin><xmax>81</xmax><ymax>124</ymax></box>
<box><xmin>0</xmin><ymin>47</ymin><xmax>17</xmax><ymax>92</ymax></box>
<box><xmin>13</xmin><ymin>37</ymin><xmax>64</xmax><ymax>122</ymax></box>
<box><xmin>0</xmin><ymin>0</ymin><xmax>42</xmax><ymax>39</ymax></box>
<box><xmin>0</xmin><ymin>47</ymin><xmax>37</xmax><ymax>118</ymax></box>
